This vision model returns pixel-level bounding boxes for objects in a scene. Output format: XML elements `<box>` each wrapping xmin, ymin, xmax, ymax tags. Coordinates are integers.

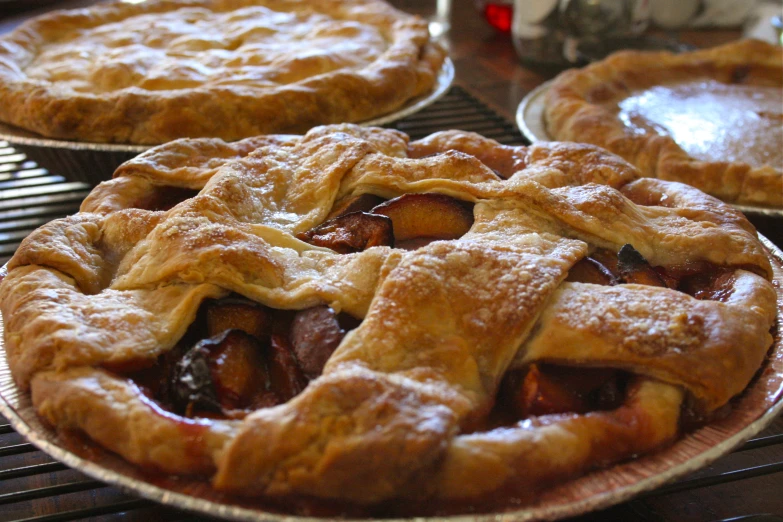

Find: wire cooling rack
<box><xmin>0</xmin><ymin>86</ymin><xmax>781</xmax><ymax>522</ymax></box>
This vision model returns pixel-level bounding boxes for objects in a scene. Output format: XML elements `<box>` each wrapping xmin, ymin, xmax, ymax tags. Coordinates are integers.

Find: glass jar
<box><xmin>511</xmin><ymin>0</ymin><xmax>569</xmax><ymax>67</ymax></box>
<box><xmin>511</xmin><ymin>0</ymin><xmax>651</xmax><ymax>67</ymax></box>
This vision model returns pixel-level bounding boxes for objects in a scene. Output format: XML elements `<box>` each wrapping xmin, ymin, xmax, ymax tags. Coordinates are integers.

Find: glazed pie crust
<box><xmin>0</xmin><ymin>124</ymin><xmax>777</xmax><ymax>508</ymax></box>
<box><xmin>0</xmin><ymin>0</ymin><xmax>445</xmax><ymax>144</ymax></box>
<box><xmin>544</xmin><ymin>39</ymin><xmax>783</xmax><ymax>207</ymax></box>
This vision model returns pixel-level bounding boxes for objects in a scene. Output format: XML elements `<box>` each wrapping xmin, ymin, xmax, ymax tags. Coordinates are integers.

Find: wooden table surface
<box><xmin>0</xmin><ymin>1</ymin><xmax>782</xmax><ymax>521</ymax></box>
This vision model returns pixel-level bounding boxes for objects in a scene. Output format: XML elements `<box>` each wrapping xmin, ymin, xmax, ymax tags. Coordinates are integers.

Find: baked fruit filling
<box><xmin>122</xmin><ymin>298</ymin><xmax>361</xmax><ymax>421</ymax></box>
<box><xmin>132</xmin><ymin>186</ymin><xmax>201</xmax><ymax>212</ymax></box>
<box><xmin>490</xmin><ymin>243</ymin><xmax>744</xmax><ymax>431</ymax></box>
<box><xmin>1</xmin><ymin>125</ymin><xmax>777</xmax><ymax>514</ymax></box>
<box><xmin>567</xmin><ymin>244</ymin><xmax>744</xmax><ymax>296</ymax></box>
<box><xmin>297</xmin><ymin>192</ymin><xmax>475</xmax><ymax>252</ymax></box>
<box><xmin>123</xmin><ymin>233</ymin><xmax>743</xmax><ymax>443</ymax></box>
<box><xmin>122</xmin><ymin>191</ymin><xmax>475</xmax><ymax>421</ymax></box>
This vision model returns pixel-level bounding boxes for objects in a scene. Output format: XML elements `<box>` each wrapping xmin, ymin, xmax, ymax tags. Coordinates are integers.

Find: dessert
<box><xmin>544</xmin><ymin>39</ymin><xmax>783</xmax><ymax>207</ymax></box>
<box><xmin>0</xmin><ymin>0</ymin><xmax>445</xmax><ymax>144</ymax></box>
<box><xmin>0</xmin><ymin>124</ymin><xmax>777</xmax><ymax>514</ymax></box>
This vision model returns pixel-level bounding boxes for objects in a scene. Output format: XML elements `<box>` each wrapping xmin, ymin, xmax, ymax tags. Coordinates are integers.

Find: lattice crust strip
<box><xmin>0</xmin><ymin>124</ymin><xmax>776</xmax><ymax>510</ymax></box>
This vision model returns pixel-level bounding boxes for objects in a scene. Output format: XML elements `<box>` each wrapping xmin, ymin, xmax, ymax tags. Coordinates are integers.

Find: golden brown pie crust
<box><xmin>544</xmin><ymin>39</ymin><xmax>783</xmax><ymax>207</ymax></box>
<box><xmin>0</xmin><ymin>0</ymin><xmax>445</xmax><ymax>144</ymax></box>
<box><xmin>0</xmin><ymin>124</ymin><xmax>776</xmax><ymax>511</ymax></box>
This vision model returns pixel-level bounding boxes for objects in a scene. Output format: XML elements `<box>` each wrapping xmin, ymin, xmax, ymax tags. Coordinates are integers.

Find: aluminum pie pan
<box><xmin>0</xmin><ymin>58</ymin><xmax>454</xmax><ymax>187</ymax></box>
<box><xmin>516</xmin><ymin>81</ymin><xmax>783</xmax><ymax>219</ymax></box>
<box><xmin>0</xmin><ymin>237</ymin><xmax>782</xmax><ymax>521</ymax></box>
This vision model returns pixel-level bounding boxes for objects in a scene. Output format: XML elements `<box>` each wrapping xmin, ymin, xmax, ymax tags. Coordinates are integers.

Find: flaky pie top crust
<box><xmin>544</xmin><ymin>39</ymin><xmax>783</xmax><ymax>207</ymax></box>
<box><xmin>0</xmin><ymin>124</ymin><xmax>777</xmax><ymax>508</ymax></box>
<box><xmin>0</xmin><ymin>0</ymin><xmax>445</xmax><ymax>144</ymax></box>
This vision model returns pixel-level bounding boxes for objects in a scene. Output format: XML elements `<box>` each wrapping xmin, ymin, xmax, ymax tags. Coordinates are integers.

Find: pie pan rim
<box><xmin>0</xmin><ymin>57</ymin><xmax>453</xmax><ymax>186</ymax></box>
<box><xmin>515</xmin><ymin>80</ymin><xmax>783</xmax><ymax>218</ymax></box>
<box><xmin>1</xmin><ymin>233</ymin><xmax>782</xmax><ymax>521</ymax></box>
<box><xmin>0</xmin><ymin>58</ymin><xmax>454</xmax><ymax>154</ymax></box>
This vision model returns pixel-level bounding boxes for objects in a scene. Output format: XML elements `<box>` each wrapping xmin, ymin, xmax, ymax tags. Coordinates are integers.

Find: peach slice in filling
<box><xmin>123</xmin><ymin>296</ymin><xmax>360</xmax><ymax>420</ymax></box>
<box><xmin>326</xmin><ymin>194</ymin><xmax>386</xmax><ymax>220</ymax></box>
<box><xmin>567</xmin><ymin>243</ymin><xmax>739</xmax><ymax>297</ymax></box>
<box><xmin>369</xmin><ymin>193</ymin><xmax>474</xmax><ymax>247</ymax></box>
<box><xmin>296</xmin><ymin>212</ymin><xmax>394</xmax><ymax>254</ymax></box>
<box><xmin>298</xmin><ymin>193</ymin><xmax>475</xmax><ymax>252</ymax></box>
<box><xmin>492</xmin><ymin>244</ymin><xmax>746</xmax><ymax>432</ymax></box>
<box><xmin>494</xmin><ymin>364</ymin><xmax>628</xmax><ymax>425</ymax></box>
<box><xmin>133</xmin><ymin>186</ymin><xmax>201</xmax><ymax>212</ymax></box>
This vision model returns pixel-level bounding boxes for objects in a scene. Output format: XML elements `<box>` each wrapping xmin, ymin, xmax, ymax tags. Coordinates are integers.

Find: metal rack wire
<box><xmin>0</xmin><ymin>86</ymin><xmax>781</xmax><ymax>522</ymax></box>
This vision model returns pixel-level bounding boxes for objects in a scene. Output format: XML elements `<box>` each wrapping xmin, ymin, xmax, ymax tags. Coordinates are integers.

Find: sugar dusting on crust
<box><xmin>0</xmin><ymin>124</ymin><xmax>776</xmax><ymax>505</ymax></box>
<box><xmin>0</xmin><ymin>0</ymin><xmax>446</xmax><ymax>143</ymax></box>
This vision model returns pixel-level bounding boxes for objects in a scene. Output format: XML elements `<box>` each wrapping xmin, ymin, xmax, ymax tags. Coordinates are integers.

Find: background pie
<box><xmin>544</xmin><ymin>39</ymin><xmax>783</xmax><ymax>207</ymax></box>
<box><xmin>0</xmin><ymin>124</ymin><xmax>777</xmax><ymax>515</ymax></box>
<box><xmin>0</xmin><ymin>0</ymin><xmax>445</xmax><ymax>144</ymax></box>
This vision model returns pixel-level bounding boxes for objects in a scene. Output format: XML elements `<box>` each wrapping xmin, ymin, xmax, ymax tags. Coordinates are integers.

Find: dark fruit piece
<box><xmin>170</xmin><ymin>330</ymin><xmax>269</xmax><ymax>416</ymax></box>
<box><xmin>664</xmin><ymin>260</ymin><xmax>752</xmax><ymax>298</ymax></box>
<box><xmin>206</xmin><ymin>298</ymin><xmax>272</xmax><ymax>339</ymax></box>
<box><xmin>545</xmin><ymin>365</ymin><xmax>620</xmax><ymax>396</ymax></box>
<box><xmin>617</xmin><ymin>244</ymin><xmax>667</xmax><ymax>287</ymax></box>
<box><xmin>170</xmin><ymin>337</ymin><xmax>223</xmax><ymax>416</ymax></box>
<box><xmin>509</xmin><ymin>364</ymin><xmax>588</xmax><ymax>417</ymax></box>
<box><xmin>500</xmin><ymin>364</ymin><xmax>623</xmax><ymax>418</ymax></box>
<box><xmin>290</xmin><ymin>306</ymin><xmax>345</xmax><ymax>379</ymax></box>
<box><xmin>653</xmin><ymin>266</ymin><xmax>679</xmax><ymax>289</ymax></box>
<box><xmin>336</xmin><ymin>312</ymin><xmax>362</xmax><ymax>331</ymax></box>
<box><xmin>207</xmin><ymin>330</ymin><xmax>270</xmax><ymax>411</ymax></box>
<box><xmin>122</xmin><ymin>342</ymin><xmax>190</xmax><ymax>411</ymax></box>
<box><xmin>268</xmin><ymin>335</ymin><xmax>308</xmax><ymax>402</ymax></box>
<box><xmin>369</xmin><ymin>193</ymin><xmax>474</xmax><ymax>242</ymax></box>
<box><xmin>133</xmin><ymin>187</ymin><xmax>199</xmax><ymax>212</ymax></box>
<box><xmin>591</xmin><ymin>376</ymin><xmax>625</xmax><ymax>411</ymax></box>
<box><xmin>656</xmin><ymin>260</ymin><xmax>710</xmax><ymax>289</ymax></box>
<box><xmin>591</xmin><ymin>248</ymin><xmax>620</xmax><ymax>277</ymax></box>
<box><xmin>680</xmin><ymin>269</ymin><xmax>736</xmax><ymax>302</ymax></box>
<box><xmin>327</xmin><ymin>193</ymin><xmax>386</xmax><ymax>219</ymax></box>
<box><xmin>566</xmin><ymin>256</ymin><xmax>618</xmax><ymax>285</ymax></box>
<box><xmin>296</xmin><ymin>212</ymin><xmax>394</xmax><ymax>254</ymax></box>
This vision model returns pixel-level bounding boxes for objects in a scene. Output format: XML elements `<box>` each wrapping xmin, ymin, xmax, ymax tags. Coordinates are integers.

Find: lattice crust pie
<box><xmin>544</xmin><ymin>39</ymin><xmax>783</xmax><ymax>207</ymax></box>
<box><xmin>0</xmin><ymin>0</ymin><xmax>444</xmax><ymax>145</ymax></box>
<box><xmin>0</xmin><ymin>124</ymin><xmax>777</xmax><ymax>514</ymax></box>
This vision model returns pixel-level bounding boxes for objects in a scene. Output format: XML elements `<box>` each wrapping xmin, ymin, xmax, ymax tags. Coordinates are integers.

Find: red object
<box><xmin>484</xmin><ymin>2</ymin><xmax>513</xmax><ymax>32</ymax></box>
